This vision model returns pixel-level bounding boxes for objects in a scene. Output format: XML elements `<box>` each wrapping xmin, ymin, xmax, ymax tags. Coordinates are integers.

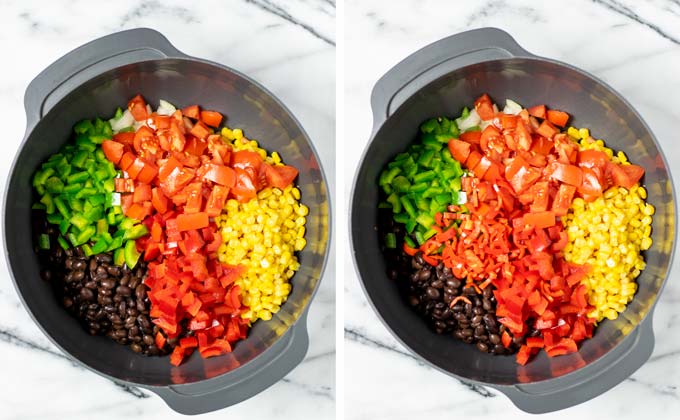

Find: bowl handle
<box><xmin>496</xmin><ymin>314</ymin><xmax>655</xmax><ymax>413</ymax></box>
<box><xmin>370</xmin><ymin>27</ymin><xmax>533</xmax><ymax>132</ymax></box>
<box><xmin>24</xmin><ymin>28</ymin><xmax>187</xmax><ymax>130</ymax></box>
<box><xmin>148</xmin><ymin>309</ymin><xmax>310</xmax><ymax>415</ymax></box>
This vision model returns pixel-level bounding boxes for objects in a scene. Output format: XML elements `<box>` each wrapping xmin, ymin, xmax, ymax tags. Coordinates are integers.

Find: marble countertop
<box><xmin>0</xmin><ymin>0</ymin><xmax>335</xmax><ymax>419</ymax></box>
<box><xmin>342</xmin><ymin>0</ymin><xmax>680</xmax><ymax>419</ymax></box>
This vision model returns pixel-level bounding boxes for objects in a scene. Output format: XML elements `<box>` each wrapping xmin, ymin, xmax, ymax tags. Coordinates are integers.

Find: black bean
<box><xmin>72</xmin><ymin>270</ymin><xmax>85</xmax><ymax>281</ymax></box>
<box><xmin>143</xmin><ymin>335</ymin><xmax>154</xmax><ymax>346</ymax></box>
<box><xmin>116</xmin><ymin>286</ymin><xmax>132</xmax><ymax>297</ymax></box>
<box><xmin>96</xmin><ymin>254</ymin><xmax>112</xmax><ymax>264</ymax></box>
<box><xmin>80</xmin><ymin>288</ymin><xmax>94</xmax><ymax>301</ymax></box>
<box><xmin>446</xmin><ymin>278</ymin><xmax>461</xmax><ymax>289</ymax></box>
<box><xmin>482</xmin><ymin>298</ymin><xmax>493</xmax><ymax>311</ymax></box>
<box><xmin>89</xmin><ymin>259</ymin><xmax>98</xmax><ymax>272</ymax></box>
<box><xmin>100</xmin><ymin>278</ymin><xmax>116</xmax><ymax>290</ymax></box>
<box><xmin>476</xmin><ymin>342</ymin><xmax>489</xmax><ymax>352</ymax></box>
<box><xmin>471</xmin><ymin>315</ymin><xmax>483</xmax><ymax>326</ymax></box>
<box><xmin>40</xmin><ymin>269</ymin><xmax>52</xmax><ymax>281</ymax></box>
<box><xmin>462</xmin><ymin>328</ymin><xmax>473</xmax><ymax>337</ymax></box>
<box><xmin>425</xmin><ymin>287</ymin><xmax>440</xmax><ymax>300</ymax></box>
<box><xmin>489</xmin><ymin>334</ymin><xmax>501</xmax><ymax>345</ymax></box>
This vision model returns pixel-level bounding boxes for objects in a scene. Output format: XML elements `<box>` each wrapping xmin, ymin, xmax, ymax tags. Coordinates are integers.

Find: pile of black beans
<box><xmin>379</xmin><ymin>210</ymin><xmax>519</xmax><ymax>355</ymax></box>
<box><xmin>36</xmin><ymin>216</ymin><xmax>172</xmax><ymax>356</ymax></box>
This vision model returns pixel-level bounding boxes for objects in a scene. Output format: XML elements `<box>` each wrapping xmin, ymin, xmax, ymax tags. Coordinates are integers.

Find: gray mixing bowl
<box><xmin>4</xmin><ymin>28</ymin><xmax>330</xmax><ymax>415</ymax></box>
<box><xmin>351</xmin><ymin>27</ymin><xmax>675</xmax><ymax>413</ymax></box>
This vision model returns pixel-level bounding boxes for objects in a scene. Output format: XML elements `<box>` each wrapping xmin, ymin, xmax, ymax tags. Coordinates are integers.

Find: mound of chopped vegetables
<box><xmin>379</xmin><ymin>94</ymin><xmax>653</xmax><ymax>365</ymax></box>
<box><xmin>33</xmin><ymin>94</ymin><xmax>307</xmax><ymax>366</ymax></box>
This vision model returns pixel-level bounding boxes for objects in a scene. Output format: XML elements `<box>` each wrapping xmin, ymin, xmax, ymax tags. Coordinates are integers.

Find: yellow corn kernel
<box><xmin>567</xmin><ymin>127</ymin><xmax>580</xmax><ymax>138</ymax></box>
<box><xmin>579</xmin><ymin>128</ymin><xmax>590</xmax><ymax>139</ymax></box>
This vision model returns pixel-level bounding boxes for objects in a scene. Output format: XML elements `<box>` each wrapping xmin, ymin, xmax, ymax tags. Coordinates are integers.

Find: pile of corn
<box><xmin>563</xmin><ymin>127</ymin><xmax>654</xmax><ymax>322</ymax></box>
<box><xmin>215</xmin><ymin>127</ymin><xmax>308</xmax><ymax>322</ymax></box>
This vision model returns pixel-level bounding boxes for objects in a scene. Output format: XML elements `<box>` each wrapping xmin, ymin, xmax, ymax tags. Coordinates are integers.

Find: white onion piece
<box><xmin>503</xmin><ymin>99</ymin><xmax>523</xmax><ymax>115</ymax></box>
<box><xmin>457</xmin><ymin>191</ymin><xmax>467</xmax><ymax>205</ymax></box>
<box><xmin>456</xmin><ymin>109</ymin><xmax>481</xmax><ymax>131</ymax></box>
<box><xmin>480</xmin><ymin>120</ymin><xmax>493</xmax><ymax>130</ymax></box>
<box><xmin>111</xmin><ymin>192</ymin><xmax>121</xmax><ymax>206</ymax></box>
<box><xmin>157</xmin><ymin>99</ymin><xmax>177</xmax><ymax>116</ymax></box>
<box><xmin>109</xmin><ymin>109</ymin><xmax>134</xmax><ymax>133</ymax></box>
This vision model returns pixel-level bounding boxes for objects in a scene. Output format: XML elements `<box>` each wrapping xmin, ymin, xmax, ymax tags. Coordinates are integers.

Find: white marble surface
<box><xmin>0</xmin><ymin>0</ymin><xmax>335</xmax><ymax>419</ymax></box>
<box><xmin>342</xmin><ymin>0</ymin><xmax>680</xmax><ymax>419</ymax></box>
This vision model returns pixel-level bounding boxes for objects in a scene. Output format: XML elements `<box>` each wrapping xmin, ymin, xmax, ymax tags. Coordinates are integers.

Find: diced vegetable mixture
<box><xmin>378</xmin><ymin>94</ymin><xmax>653</xmax><ymax>365</ymax></box>
<box><xmin>32</xmin><ymin>94</ymin><xmax>307</xmax><ymax>365</ymax></box>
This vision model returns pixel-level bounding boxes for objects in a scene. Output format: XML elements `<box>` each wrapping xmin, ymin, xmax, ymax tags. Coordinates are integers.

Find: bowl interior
<box><xmin>352</xmin><ymin>58</ymin><xmax>675</xmax><ymax>384</ymax></box>
<box><xmin>5</xmin><ymin>59</ymin><xmax>329</xmax><ymax>386</ymax></box>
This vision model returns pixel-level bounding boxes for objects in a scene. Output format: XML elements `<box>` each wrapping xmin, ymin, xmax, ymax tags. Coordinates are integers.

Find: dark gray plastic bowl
<box><xmin>4</xmin><ymin>28</ymin><xmax>330</xmax><ymax>415</ymax></box>
<box><xmin>351</xmin><ymin>28</ymin><xmax>676</xmax><ymax>413</ymax></box>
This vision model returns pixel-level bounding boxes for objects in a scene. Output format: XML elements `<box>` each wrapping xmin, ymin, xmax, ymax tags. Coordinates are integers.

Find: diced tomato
<box><xmin>128</xmin><ymin>94</ymin><xmax>148</xmax><ymax>121</ymax></box>
<box><xmin>515</xmin><ymin>120</ymin><xmax>533</xmax><ymax>151</ymax></box>
<box><xmin>607</xmin><ymin>163</ymin><xmax>644</xmax><ymax>189</ymax></box>
<box><xmin>113</xmin><ymin>132</ymin><xmax>135</xmax><ymax>147</ymax></box>
<box><xmin>546</xmin><ymin>109</ymin><xmax>569</xmax><ymax>127</ymax></box>
<box><xmin>523</xmin><ymin>211</ymin><xmax>556</xmax><ymax>229</ymax></box>
<box><xmin>264</xmin><ymin>164</ymin><xmax>298</xmax><ymax>189</ymax></box>
<box><xmin>133</xmin><ymin>183</ymin><xmax>152</xmax><ymax>203</ymax></box>
<box><xmin>536</xmin><ymin>120</ymin><xmax>558</xmax><ymax>139</ymax></box>
<box><xmin>528</xmin><ymin>105</ymin><xmax>546</xmax><ymax>119</ymax></box>
<box><xmin>460</xmin><ymin>130</ymin><xmax>482</xmax><ymax>144</ymax></box>
<box><xmin>126</xmin><ymin>158</ymin><xmax>146</xmax><ymax>180</ymax></box>
<box><xmin>553</xmin><ymin>184</ymin><xmax>576</xmax><ymax>216</ymax></box>
<box><xmin>137</xmin><ymin>160</ymin><xmax>158</xmax><ymax>184</ymax></box>
<box><xmin>169</xmin><ymin>346</ymin><xmax>185</xmax><ymax>366</ymax></box>
<box><xmin>549</xmin><ymin>162</ymin><xmax>583</xmax><ymax>187</ymax></box>
<box><xmin>500</xmin><ymin>114</ymin><xmax>518</xmax><ymax>129</ymax></box>
<box><xmin>200</xmin><ymin>110</ymin><xmax>223</xmax><ymax>128</ymax></box>
<box><xmin>182</xmin><ymin>105</ymin><xmax>200</xmax><ymax>119</ymax></box>
<box><xmin>448</xmin><ymin>139</ymin><xmax>471</xmax><ymax>163</ymax></box>
<box><xmin>206</xmin><ymin>185</ymin><xmax>230</xmax><ymax>217</ymax></box>
<box><xmin>190</xmin><ymin>121</ymin><xmax>211</xmax><ymax>140</ymax></box>
<box><xmin>102</xmin><ymin>140</ymin><xmax>124</xmax><ymax>165</ymax></box>
<box><xmin>231</xmin><ymin>168</ymin><xmax>257</xmax><ymax>202</ymax></box>
<box><xmin>176</xmin><ymin>212</ymin><xmax>209</xmax><ymax>231</ymax></box>
<box><xmin>474</xmin><ymin>94</ymin><xmax>495</xmax><ymax>120</ymax></box>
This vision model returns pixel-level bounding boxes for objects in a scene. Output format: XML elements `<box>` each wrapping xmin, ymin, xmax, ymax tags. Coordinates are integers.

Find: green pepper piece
<box><xmin>119</xmin><ymin>218</ymin><xmax>136</xmax><ymax>231</ymax></box>
<box><xmin>420</xmin><ymin>118</ymin><xmax>439</xmax><ymax>134</ymax></box>
<box><xmin>102</xmin><ymin>178</ymin><xmax>116</xmax><ymax>193</ymax></box>
<box><xmin>106</xmin><ymin>211</ymin><xmax>117</xmax><ymax>225</ymax></box>
<box><xmin>94</xmin><ymin>148</ymin><xmax>106</xmax><ymax>162</ymax></box>
<box><xmin>45</xmin><ymin>177</ymin><xmax>64</xmax><ymax>194</ymax></box>
<box><xmin>57</xmin><ymin>236</ymin><xmax>71</xmax><ymax>250</ymax></box>
<box><xmin>414</xmin><ymin>231</ymin><xmax>425</xmax><ymax>245</ymax></box>
<box><xmin>408</xmin><ymin>182</ymin><xmax>428</xmax><ymax>194</ymax></box>
<box><xmin>74</xmin><ymin>119</ymin><xmax>94</xmax><ymax>134</ymax></box>
<box><xmin>53</xmin><ymin>196</ymin><xmax>70</xmax><ymax>219</ymax></box>
<box><xmin>404</xmin><ymin>235</ymin><xmax>417</xmax><ymax>248</ymax></box>
<box><xmin>72</xmin><ymin>150</ymin><xmax>88</xmax><ymax>168</ymax></box>
<box><xmin>33</xmin><ymin>167</ymin><xmax>55</xmax><ymax>187</ymax></box>
<box><xmin>450</xmin><ymin>178</ymin><xmax>462</xmax><ymax>191</ymax></box>
<box><xmin>417</xmin><ymin>150</ymin><xmax>435</xmax><ymax>167</ymax></box>
<box><xmin>59</xmin><ymin>219</ymin><xmax>70</xmax><ymax>235</ymax></box>
<box><xmin>423</xmin><ymin>228</ymin><xmax>438</xmax><ymax>240</ymax></box>
<box><xmin>434</xmin><ymin>193</ymin><xmax>451</xmax><ymax>205</ymax></box>
<box><xmin>405</xmin><ymin>219</ymin><xmax>417</xmax><ymax>234</ymax></box>
<box><xmin>124</xmin><ymin>224</ymin><xmax>148</xmax><ymax>240</ymax></box>
<box><xmin>75</xmin><ymin>226</ymin><xmax>96</xmax><ymax>245</ymax></box>
<box><xmin>400</xmin><ymin>196</ymin><xmax>417</xmax><ymax>219</ymax></box>
<box><xmin>39</xmin><ymin>193</ymin><xmax>55</xmax><ymax>214</ymax></box>
<box><xmin>81</xmin><ymin>244</ymin><xmax>93</xmax><ymax>257</ymax></box>
<box><xmin>378</xmin><ymin>201</ymin><xmax>392</xmax><ymax>209</ymax></box>
<box><xmin>67</xmin><ymin>171</ymin><xmax>90</xmax><ymax>184</ymax></box>
<box><xmin>69</xmin><ymin>214</ymin><xmax>89</xmax><ymax>231</ymax></box>
<box><xmin>416</xmin><ymin>213</ymin><xmax>434</xmax><ymax>229</ymax></box>
<box><xmin>91</xmin><ymin>238</ymin><xmax>109</xmax><ymax>254</ymax></box>
<box><xmin>75</xmin><ymin>187</ymin><xmax>98</xmax><ymax>199</ymax></box>
<box><xmin>96</xmin><ymin>219</ymin><xmax>109</xmax><ymax>236</ymax></box>
<box><xmin>32</xmin><ymin>203</ymin><xmax>46</xmax><ymax>211</ymax></box>
<box><xmin>384</xmin><ymin>233</ymin><xmax>397</xmax><ymax>249</ymax></box>
<box><xmin>113</xmin><ymin>247</ymin><xmax>126</xmax><ymax>266</ymax></box>
<box><xmin>88</xmin><ymin>194</ymin><xmax>107</xmax><ymax>207</ymax></box>
<box><xmin>46</xmin><ymin>213</ymin><xmax>62</xmax><ymax>224</ymax></box>
<box><xmin>380</xmin><ymin>166</ymin><xmax>402</xmax><ymax>186</ymax></box>
<box><xmin>124</xmin><ymin>240</ymin><xmax>141</xmax><ymax>268</ymax></box>
<box><xmin>55</xmin><ymin>159</ymin><xmax>72</xmax><ymax>178</ymax></box>
<box><xmin>108</xmin><ymin>236</ymin><xmax>125</xmax><ymax>253</ymax></box>
<box><xmin>62</xmin><ymin>183</ymin><xmax>82</xmax><ymax>195</ymax></box>
<box><xmin>38</xmin><ymin>234</ymin><xmax>50</xmax><ymax>250</ymax></box>
<box><xmin>393</xmin><ymin>213</ymin><xmax>410</xmax><ymax>224</ymax></box>
<box><xmin>386</xmin><ymin>193</ymin><xmax>402</xmax><ymax>213</ymax></box>
<box><xmin>413</xmin><ymin>170</ymin><xmax>436</xmax><ymax>183</ymax></box>
<box><xmin>118</xmin><ymin>126</ymin><xmax>135</xmax><ymax>133</ymax></box>
<box><xmin>391</xmin><ymin>176</ymin><xmax>411</xmax><ymax>193</ymax></box>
